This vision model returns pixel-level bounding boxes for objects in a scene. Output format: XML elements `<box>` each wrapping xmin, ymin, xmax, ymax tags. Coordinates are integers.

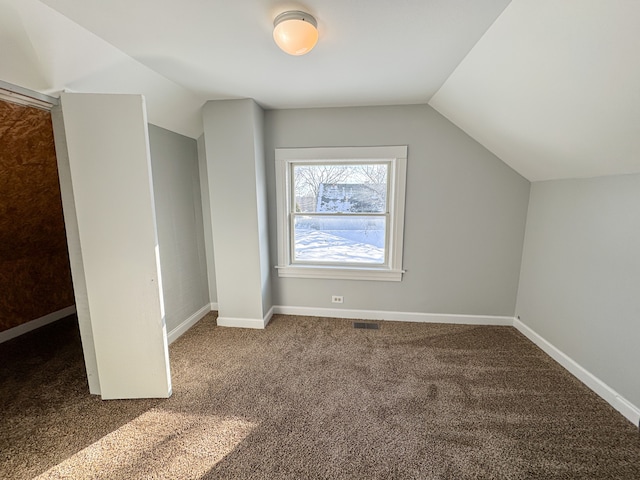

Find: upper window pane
<box><xmin>293</xmin><ymin>164</ymin><xmax>388</xmax><ymax>213</ymax></box>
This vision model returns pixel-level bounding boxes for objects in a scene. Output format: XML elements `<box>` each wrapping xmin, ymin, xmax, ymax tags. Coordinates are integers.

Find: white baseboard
<box><xmin>0</xmin><ymin>306</ymin><xmax>77</xmax><ymax>344</ymax></box>
<box><xmin>210</xmin><ymin>302</ymin><xmax>218</xmax><ymax>311</ymax></box>
<box><xmin>215</xmin><ymin>305</ymin><xmax>273</xmax><ymax>330</ymax></box>
<box><xmin>514</xmin><ymin>319</ymin><xmax>640</xmax><ymax>427</ymax></box>
<box><xmin>264</xmin><ymin>306</ymin><xmax>274</xmax><ymax>327</ymax></box>
<box><xmin>167</xmin><ymin>304</ymin><xmax>212</xmax><ymax>344</ymax></box>
<box><xmin>217</xmin><ymin>317</ymin><xmax>266</xmax><ymax>329</ymax></box>
<box><xmin>272</xmin><ymin>305</ymin><xmax>513</xmax><ymax>326</ymax></box>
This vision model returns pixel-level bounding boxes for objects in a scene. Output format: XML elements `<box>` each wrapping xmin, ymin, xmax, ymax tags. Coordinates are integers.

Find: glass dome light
<box><xmin>273</xmin><ymin>11</ymin><xmax>318</xmax><ymax>56</ymax></box>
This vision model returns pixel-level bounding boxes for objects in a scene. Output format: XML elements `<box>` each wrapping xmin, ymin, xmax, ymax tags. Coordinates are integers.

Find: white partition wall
<box><xmin>51</xmin><ymin>104</ymin><xmax>101</xmax><ymax>395</ymax></box>
<box><xmin>56</xmin><ymin>93</ymin><xmax>171</xmax><ymax>399</ymax></box>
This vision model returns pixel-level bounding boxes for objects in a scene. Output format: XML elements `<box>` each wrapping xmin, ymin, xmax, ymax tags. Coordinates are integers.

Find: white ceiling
<box><xmin>40</xmin><ymin>0</ymin><xmax>510</xmax><ymax>109</ymax></box>
<box><xmin>1</xmin><ymin>0</ymin><xmax>509</xmax><ymax>138</ymax></box>
<box><xmin>0</xmin><ymin>0</ymin><xmax>204</xmax><ymax>137</ymax></box>
<box><xmin>1</xmin><ymin>0</ymin><xmax>638</xmax><ymax>181</ymax></box>
<box><xmin>430</xmin><ymin>0</ymin><xmax>640</xmax><ymax>181</ymax></box>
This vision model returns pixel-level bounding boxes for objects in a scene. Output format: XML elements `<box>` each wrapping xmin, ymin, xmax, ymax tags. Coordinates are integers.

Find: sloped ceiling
<box><xmin>1</xmin><ymin>0</ymin><xmax>509</xmax><ymax>138</ymax></box>
<box><xmin>1</xmin><ymin>0</ymin><xmax>638</xmax><ymax>181</ymax></box>
<box><xmin>0</xmin><ymin>0</ymin><xmax>204</xmax><ymax>137</ymax></box>
<box><xmin>40</xmin><ymin>0</ymin><xmax>509</xmax><ymax>110</ymax></box>
<box><xmin>430</xmin><ymin>0</ymin><xmax>640</xmax><ymax>181</ymax></box>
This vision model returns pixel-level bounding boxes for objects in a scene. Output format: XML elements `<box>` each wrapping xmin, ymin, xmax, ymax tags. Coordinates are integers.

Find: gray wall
<box><xmin>197</xmin><ymin>134</ymin><xmax>217</xmax><ymax>305</ymax></box>
<box><xmin>264</xmin><ymin>104</ymin><xmax>530</xmax><ymax>316</ymax></box>
<box><xmin>252</xmin><ymin>102</ymin><xmax>273</xmax><ymax>317</ymax></box>
<box><xmin>149</xmin><ymin>124</ymin><xmax>209</xmax><ymax>333</ymax></box>
<box><xmin>516</xmin><ymin>174</ymin><xmax>640</xmax><ymax>407</ymax></box>
<box><xmin>202</xmin><ymin>99</ymin><xmax>271</xmax><ymax>324</ymax></box>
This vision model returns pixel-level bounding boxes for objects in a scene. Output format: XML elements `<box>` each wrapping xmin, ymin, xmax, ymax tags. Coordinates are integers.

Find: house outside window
<box><xmin>275</xmin><ymin>146</ymin><xmax>407</xmax><ymax>281</ymax></box>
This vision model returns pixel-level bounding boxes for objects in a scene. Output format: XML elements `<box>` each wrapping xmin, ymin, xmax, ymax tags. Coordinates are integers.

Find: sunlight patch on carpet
<box><xmin>34</xmin><ymin>409</ymin><xmax>256</xmax><ymax>479</ymax></box>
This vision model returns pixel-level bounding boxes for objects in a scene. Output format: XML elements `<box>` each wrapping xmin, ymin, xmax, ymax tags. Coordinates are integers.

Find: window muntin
<box><xmin>275</xmin><ymin>146</ymin><xmax>407</xmax><ymax>281</ymax></box>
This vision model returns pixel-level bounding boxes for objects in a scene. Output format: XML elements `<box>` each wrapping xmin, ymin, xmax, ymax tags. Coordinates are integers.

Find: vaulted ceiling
<box><xmin>430</xmin><ymin>0</ymin><xmax>640</xmax><ymax>181</ymax></box>
<box><xmin>1</xmin><ymin>0</ymin><xmax>638</xmax><ymax>181</ymax></box>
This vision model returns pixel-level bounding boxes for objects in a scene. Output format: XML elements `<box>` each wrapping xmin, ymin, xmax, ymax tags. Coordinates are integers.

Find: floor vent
<box><xmin>353</xmin><ymin>322</ymin><xmax>379</xmax><ymax>330</ymax></box>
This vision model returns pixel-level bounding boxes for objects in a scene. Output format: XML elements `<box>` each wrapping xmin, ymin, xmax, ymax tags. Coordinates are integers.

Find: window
<box><xmin>275</xmin><ymin>146</ymin><xmax>407</xmax><ymax>281</ymax></box>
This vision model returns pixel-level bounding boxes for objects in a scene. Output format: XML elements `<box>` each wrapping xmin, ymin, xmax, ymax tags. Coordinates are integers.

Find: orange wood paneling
<box><xmin>0</xmin><ymin>100</ymin><xmax>74</xmax><ymax>332</ymax></box>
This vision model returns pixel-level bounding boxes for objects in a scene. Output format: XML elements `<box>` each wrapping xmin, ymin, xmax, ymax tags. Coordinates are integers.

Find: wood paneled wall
<box><xmin>0</xmin><ymin>100</ymin><xmax>74</xmax><ymax>332</ymax></box>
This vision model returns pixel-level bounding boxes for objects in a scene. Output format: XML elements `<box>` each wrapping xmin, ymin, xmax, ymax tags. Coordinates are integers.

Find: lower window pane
<box><xmin>294</xmin><ymin>215</ymin><xmax>386</xmax><ymax>264</ymax></box>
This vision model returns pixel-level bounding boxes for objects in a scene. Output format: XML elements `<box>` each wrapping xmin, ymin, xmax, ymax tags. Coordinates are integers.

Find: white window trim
<box><xmin>275</xmin><ymin>146</ymin><xmax>407</xmax><ymax>281</ymax></box>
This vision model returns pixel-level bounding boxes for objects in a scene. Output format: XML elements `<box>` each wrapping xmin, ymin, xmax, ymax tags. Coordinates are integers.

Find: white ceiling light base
<box><xmin>273</xmin><ymin>11</ymin><xmax>318</xmax><ymax>56</ymax></box>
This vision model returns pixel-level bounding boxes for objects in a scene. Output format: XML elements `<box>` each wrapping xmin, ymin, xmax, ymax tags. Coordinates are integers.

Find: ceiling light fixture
<box><xmin>273</xmin><ymin>11</ymin><xmax>318</xmax><ymax>56</ymax></box>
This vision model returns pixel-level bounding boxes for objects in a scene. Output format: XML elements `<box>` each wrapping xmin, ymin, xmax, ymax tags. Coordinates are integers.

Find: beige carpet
<box><xmin>1</xmin><ymin>313</ymin><xmax>639</xmax><ymax>479</ymax></box>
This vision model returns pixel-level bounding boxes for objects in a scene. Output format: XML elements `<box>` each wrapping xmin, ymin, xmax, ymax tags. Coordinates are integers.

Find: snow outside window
<box><xmin>275</xmin><ymin>146</ymin><xmax>407</xmax><ymax>281</ymax></box>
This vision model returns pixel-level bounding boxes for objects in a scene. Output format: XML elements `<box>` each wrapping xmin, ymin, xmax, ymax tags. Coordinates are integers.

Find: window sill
<box><xmin>275</xmin><ymin>265</ymin><xmax>404</xmax><ymax>282</ymax></box>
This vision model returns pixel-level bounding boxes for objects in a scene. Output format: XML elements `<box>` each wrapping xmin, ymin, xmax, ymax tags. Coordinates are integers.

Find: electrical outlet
<box><xmin>331</xmin><ymin>295</ymin><xmax>343</xmax><ymax>304</ymax></box>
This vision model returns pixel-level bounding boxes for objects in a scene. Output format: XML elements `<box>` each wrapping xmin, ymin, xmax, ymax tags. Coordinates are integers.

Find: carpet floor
<box><xmin>1</xmin><ymin>313</ymin><xmax>639</xmax><ymax>479</ymax></box>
